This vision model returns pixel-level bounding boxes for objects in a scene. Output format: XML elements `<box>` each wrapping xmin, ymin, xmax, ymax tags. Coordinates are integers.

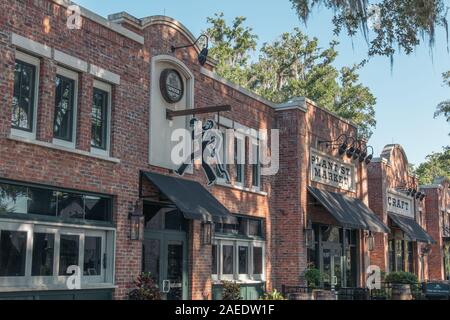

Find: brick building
<box><xmin>367</xmin><ymin>145</ymin><xmax>434</xmax><ymax>281</ymax></box>
<box><xmin>0</xmin><ymin>0</ymin><xmax>424</xmax><ymax>300</ymax></box>
<box><xmin>421</xmin><ymin>177</ymin><xmax>450</xmax><ymax>281</ymax></box>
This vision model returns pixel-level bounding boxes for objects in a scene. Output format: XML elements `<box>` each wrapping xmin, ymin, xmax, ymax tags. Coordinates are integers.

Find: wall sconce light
<box><xmin>171</xmin><ymin>34</ymin><xmax>209</xmax><ymax>66</ymax></box>
<box><xmin>421</xmin><ymin>244</ymin><xmax>432</xmax><ymax>256</ymax></box>
<box><xmin>201</xmin><ymin>222</ymin><xmax>214</xmax><ymax>245</ymax></box>
<box><xmin>305</xmin><ymin>220</ymin><xmax>315</xmax><ymax>248</ymax></box>
<box><xmin>318</xmin><ymin>134</ymin><xmax>374</xmax><ymax>164</ymax></box>
<box><xmin>366</xmin><ymin>231</ymin><xmax>375</xmax><ymax>251</ymax></box>
<box><xmin>129</xmin><ymin>201</ymin><xmax>144</xmax><ymax>241</ymax></box>
<box><xmin>359</xmin><ymin>146</ymin><xmax>374</xmax><ymax>164</ymax></box>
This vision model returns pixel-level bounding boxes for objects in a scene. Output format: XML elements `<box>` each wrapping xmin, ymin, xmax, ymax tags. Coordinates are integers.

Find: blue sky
<box><xmin>75</xmin><ymin>0</ymin><xmax>449</xmax><ymax>166</ymax></box>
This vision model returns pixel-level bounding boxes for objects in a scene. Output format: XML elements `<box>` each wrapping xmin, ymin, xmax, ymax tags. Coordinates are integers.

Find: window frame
<box><xmin>91</xmin><ymin>80</ymin><xmax>112</xmax><ymax>157</ymax></box>
<box><xmin>53</xmin><ymin>66</ymin><xmax>78</xmax><ymax>148</ymax></box>
<box><xmin>212</xmin><ymin>237</ymin><xmax>265</xmax><ymax>283</ymax></box>
<box><xmin>250</xmin><ymin>137</ymin><xmax>261</xmax><ymax>190</ymax></box>
<box><xmin>215</xmin><ymin>125</ymin><xmax>231</xmax><ymax>184</ymax></box>
<box><xmin>0</xmin><ymin>219</ymin><xmax>114</xmax><ymax>289</ymax></box>
<box><xmin>11</xmin><ymin>51</ymin><xmax>40</xmax><ymax>140</ymax></box>
<box><xmin>234</xmin><ymin>133</ymin><xmax>245</xmax><ymax>187</ymax></box>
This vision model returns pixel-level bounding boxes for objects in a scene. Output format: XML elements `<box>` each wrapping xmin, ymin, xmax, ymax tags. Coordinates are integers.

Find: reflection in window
<box><xmin>12</xmin><ymin>60</ymin><xmax>36</xmax><ymax>131</ymax></box>
<box><xmin>238</xmin><ymin>246</ymin><xmax>248</xmax><ymax>274</ymax></box>
<box><xmin>0</xmin><ymin>230</ymin><xmax>27</xmax><ymax>277</ymax></box>
<box><xmin>54</xmin><ymin>75</ymin><xmax>75</xmax><ymax>141</ymax></box>
<box><xmin>0</xmin><ymin>184</ymin><xmax>28</xmax><ymax>214</ymax></box>
<box><xmin>84</xmin><ymin>237</ymin><xmax>102</xmax><ymax>276</ymax></box>
<box><xmin>212</xmin><ymin>245</ymin><xmax>218</xmax><ymax>275</ymax></box>
<box><xmin>84</xmin><ymin>196</ymin><xmax>108</xmax><ymax>221</ymax></box>
<box><xmin>57</xmin><ymin>193</ymin><xmax>84</xmax><ymax>219</ymax></box>
<box><xmin>91</xmin><ymin>88</ymin><xmax>108</xmax><ymax>150</ymax></box>
<box><xmin>253</xmin><ymin>247</ymin><xmax>263</xmax><ymax>275</ymax></box>
<box><xmin>28</xmin><ymin>187</ymin><xmax>57</xmax><ymax>216</ymax></box>
<box><xmin>222</xmin><ymin>245</ymin><xmax>234</xmax><ymax>275</ymax></box>
<box><xmin>59</xmin><ymin>234</ymin><xmax>79</xmax><ymax>276</ymax></box>
<box><xmin>32</xmin><ymin>233</ymin><xmax>55</xmax><ymax>276</ymax></box>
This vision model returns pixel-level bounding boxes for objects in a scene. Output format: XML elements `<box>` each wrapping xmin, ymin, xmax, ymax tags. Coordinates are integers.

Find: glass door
<box><xmin>143</xmin><ymin>231</ymin><xmax>188</xmax><ymax>300</ymax></box>
<box><xmin>321</xmin><ymin>243</ymin><xmax>342</xmax><ymax>290</ymax></box>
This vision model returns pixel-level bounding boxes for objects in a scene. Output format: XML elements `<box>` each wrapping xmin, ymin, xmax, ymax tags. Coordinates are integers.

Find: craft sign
<box><xmin>386</xmin><ymin>191</ymin><xmax>413</xmax><ymax>218</ymax></box>
<box><xmin>310</xmin><ymin>149</ymin><xmax>355</xmax><ymax>191</ymax></box>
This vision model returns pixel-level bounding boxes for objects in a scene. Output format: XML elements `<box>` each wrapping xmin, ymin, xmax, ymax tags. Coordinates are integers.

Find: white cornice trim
<box><xmin>50</xmin><ymin>0</ymin><xmax>144</xmax><ymax>44</ymax></box>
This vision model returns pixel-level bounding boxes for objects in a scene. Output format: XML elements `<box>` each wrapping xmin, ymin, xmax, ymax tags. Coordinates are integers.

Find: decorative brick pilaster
<box><xmin>76</xmin><ymin>72</ymin><xmax>93</xmax><ymax>151</ymax></box>
<box><xmin>36</xmin><ymin>57</ymin><xmax>56</xmax><ymax>142</ymax></box>
<box><xmin>0</xmin><ymin>31</ymin><xmax>14</xmax><ymax>138</ymax></box>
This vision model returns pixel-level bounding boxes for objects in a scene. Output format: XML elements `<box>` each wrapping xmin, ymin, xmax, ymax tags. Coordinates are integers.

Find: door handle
<box><xmin>332</xmin><ymin>276</ymin><xmax>338</xmax><ymax>286</ymax></box>
<box><xmin>162</xmin><ymin>280</ymin><xmax>171</xmax><ymax>293</ymax></box>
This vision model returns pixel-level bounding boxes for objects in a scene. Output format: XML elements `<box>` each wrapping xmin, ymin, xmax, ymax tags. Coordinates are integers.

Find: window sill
<box><xmin>215</xmin><ymin>180</ymin><xmax>267</xmax><ymax>196</ymax></box>
<box><xmin>212</xmin><ymin>280</ymin><xmax>265</xmax><ymax>285</ymax></box>
<box><xmin>8</xmin><ymin>135</ymin><xmax>120</xmax><ymax>164</ymax></box>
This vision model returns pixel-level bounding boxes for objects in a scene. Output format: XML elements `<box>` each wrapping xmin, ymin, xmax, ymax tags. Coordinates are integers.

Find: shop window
<box><xmin>395</xmin><ymin>240</ymin><xmax>404</xmax><ymax>272</ymax></box>
<box><xmin>54</xmin><ymin>67</ymin><xmax>77</xmax><ymax>147</ymax></box>
<box><xmin>84</xmin><ymin>236</ymin><xmax>102</xmax><ymax>276</ymax></box>
<box><xmin>235</xmin><ymin>216</ymin><xmax>264</xmax><ymax>238</ymax></box>
<box><xmin>215</xmin><ymin>126</ymin><xmax>230</xmax><ymax>182</ymax></box>
<box><xmin>407</xmin><ymin>242</ymin><xmax>414</xmax><ymax>273</ymax></box>
<box><xmin>32</xmin><ymin>233</ymin><xmax>55</xmax><ymax>276</ymax></box>
<box><xmin>11</xmin><ymin>52</ymin><xmax>39</xmax><ymax>139</ymax></box>
<box><xmin>321</xmin><ymin>226</ymin><xmax>341</xmax><ymax>243</ymax></box>
<box><xmin>222</xmin><ymin>245</ymin><xmax>234</xmax><ymax>275</ymax></box>
<box><xmin>212</xmin><ymin>245</ymin><xmax>218</xmax><ymax>275</ymax></box>
<box><xmin>0</xmin><ymin>230</ymin><xmax>27</xmax><ymax>277</ymax></box>
<box><xmin>91</xmin><ymin>81</ymin><xmax>111</xmax><ymax>156</ymax></box>
<box><xmin>238</xmin><ymin>246</ymin><xmax>249</xmax><ymax>274</ymax></box>
<box><xmin>253</xmin><ymin>246</ymin><xmax>263</xmax><ymax>275</ymax></box>
<box><xmin>59</xmin><ymin>234</ymin><xmax>79</xmax><ymax>276</ymax></box>
<box><xmin>164</xmin><ymin>210</ymin><xmax>187</xmax><ymax>231</ymax></box>
<box><xmin>0</xmin><ymin>181</ymin><xmax>112</xmax><ymax>223</ymax></box>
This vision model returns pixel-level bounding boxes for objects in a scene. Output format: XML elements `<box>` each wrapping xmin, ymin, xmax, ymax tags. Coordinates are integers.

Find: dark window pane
<box><xmin>54</xmin><ymin>75</ymin><xmax>75</xmax><ymax>141</ymax></box>
<box><xmin>84</xmin><ymin>237</ymin><xmax>102</xmax><ymax>276</ymax></box>
<box><xmin>91</xmin><ymin>88</ymin><xmax>108</xmax><ymax>149</ymax></box>
<box><xmin>407</xmin><ymin>241</ymin><xmax>414</xmax><ymax>273</ymax></box>
<box><xmin>253</xmin><ymin>247</ymin><xmax>263</xmax><ymax>275</ymax></box>
<box><xmin>321</xmin><ymin>226</ymin><xmax>341</xmax><ymax>243</ymax></box>
<box><xmin>84</xmin><ymin>196</ymin><xmax>109</xmax><ymax>222</ymax></box>
<box><xmin>28</xmin><ymin>187</ymin><xmax>57</xmax><ymax>216</ymax></box>
<box><xmin>165</xmin><ymin>210</ymin><xmax>187</xmax><ymax>231</ymax></box>
<box><xmin>238</xmin><ymin>217</ymin><xmax>247</xmax><ymax>235</ymax></box>
<box><xmin>388</xmin><ymin>239</ymin><xmax>395</xmax><ymax>272</ymax></box>
<box><xmin>59</xmin><ymin>234</ymin><xmax>79</xmax><ymax>275</ymax></box>
<box><xmin>252</xmin><ymin>144</ymin><xmax>260</xmax><ymax>187</ymax></box>
<box><xmin>0</xmin><ymin>230</ymin><xmax>27</xmax><ymax>276</ymax></box>
<box><xmin>0</xmin><ymin>183</ymin><xmax>28</xmax><ymax>214</ymax></box>
<box><xmin>212</xmin><ymin>245</ymin><xmax>217</xmax><ymax>275</ymax></box>
<box><xmin>57</xmin><ymin>192</ymin><xmax>84</xmax><ymax>219</ymax></box>
<box><xmin>12</xmin><ymin>60</ymin><xmax>36</xmax><ymax>131</ymax></box>
<box><xmin>395</xmin><ymin>240</ymin><xmax>404</xmax><ymax>272</ymax></box>
<box><xmin>222</xmin><ymin>245</ymin><xmax>234</xmax><ymax>275</ymax></box>
<box><xmin>238</xmin><ymin>246</ymin><xmax>248</xmax><ymax>274</ymax></box>
<box><xmin>32</xmin><ymin>233</ymin><xmax>54</xmax><ymax>276</ymax></box>
<box><xmin>234</xmin><ymin>138</ymin><xmax>243</xmax><ymax>183</ymax></box>
<box><xmin>248</xmin><ymin>219</ymin><xmax>263</xmax><ymax>237</ymax></box>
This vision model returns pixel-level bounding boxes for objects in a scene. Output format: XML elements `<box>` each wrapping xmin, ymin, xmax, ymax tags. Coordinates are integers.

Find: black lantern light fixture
<box><xmin>129</xmin><ymin>201</ymin><xmax>144</xmax><ymax>241</ymax></box>
<box><xmin>201</xmin><ymin>221</ymin><xmax>214</xmax><ymax>245</ymax></box>
<box><xmin>318</xmin><ymin>134</ymin><xmax>374</xmax><ymax>164</ymax></box>
<box><xmin>419</xmin><ymin>193</ymin><xmax>426</xmax><ymax>201</ymax></box>
<box><xmin>366</xmin><ymin>231</ymin><xmax>375</xmax><ymax>251</ymax></box>
<box><xmin>171</xmin><ymin>34</ymin><xmax>209</xmax><ymax>66</ymax></box>
<box><xmin>359</xmin><ymin>146</ymin><xmax>374</xmax><ymax>164</ymax></box>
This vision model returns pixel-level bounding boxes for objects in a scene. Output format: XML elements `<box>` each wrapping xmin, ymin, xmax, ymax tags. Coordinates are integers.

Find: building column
<box><xmin>76</xmin><ymin>72</ymin><xmax>93</xmax><ymax>151</ymax></box>
<box><xmin>189</xmin><ymin>220</ymin><xmax>212</xmax><ymax>300</ymax></box>
<box><xmin>36</xmin><ymin>57</ymin><xmax>56</xmax><ymax>142</ymax></box>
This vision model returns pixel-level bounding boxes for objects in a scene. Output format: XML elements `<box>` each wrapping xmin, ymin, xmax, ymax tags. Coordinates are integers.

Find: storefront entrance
<box><xmin>142</xmin><ymin>203</ymin><xmax>188</xmax><ymax>300</ymax></box>
<box><xmin>321</xmin><ymin>243</ymin><xmax>343</xmax><ymax>289</ymax></box>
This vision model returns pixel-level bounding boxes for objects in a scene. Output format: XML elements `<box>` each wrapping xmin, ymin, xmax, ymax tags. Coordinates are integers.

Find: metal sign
<box><xmin>386</xmin><ymin>190</ymin><xmax>413</xmax><ymax>218</ymax></box>
<box><xmin>160</xmin><ymin>68</ymin><xmax>184</xmax><ymax>103</ymax></box>
<box><xmin>310</xmin><ymin>148</ymin><xmax>355</xmax><ymax>192</ymax></box>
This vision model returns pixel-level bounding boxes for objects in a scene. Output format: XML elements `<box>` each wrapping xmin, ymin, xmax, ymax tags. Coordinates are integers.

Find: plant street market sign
<box><xmin>310</xmin><ymin>149</ymin><xmax>355</xmax><ymax>192</ymax></box>
<box><xmin>386</xmin><ymin>190</ymin><xmax>413</xmax><ymax>218</ymax></box>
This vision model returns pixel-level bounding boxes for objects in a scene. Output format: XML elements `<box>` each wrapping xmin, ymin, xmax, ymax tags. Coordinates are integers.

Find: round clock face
<box><xmin>160</xmin><ymin>69</ymin><xmax>184</xmax><ymax>103</ymax></box>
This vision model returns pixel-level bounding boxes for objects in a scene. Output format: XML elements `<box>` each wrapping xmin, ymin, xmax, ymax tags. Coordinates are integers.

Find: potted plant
<box><xmin>128</xmin><ymin>272</ymin><xmax>161</xmax><ymax>300</ymax></box>
<box><xmin>385</xmin><ymin>271</ymin><xmax>419</xmax><ymax>300</ymax></box>
<box><xmin>260</xmin><ymin>289</ymin><xmax>286</xmax><ymax>300</ymax></box>
<box><xmin>221</xmin><ymin>281</ymin><xmax>241</xmax><ymax>300</ymax></box>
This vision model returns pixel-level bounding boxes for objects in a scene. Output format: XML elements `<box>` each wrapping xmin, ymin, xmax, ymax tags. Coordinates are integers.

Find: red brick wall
<box><xmin>0</xmin><ymin>0</ymin><xmax>275</xmax><ymax>299</ymax></box>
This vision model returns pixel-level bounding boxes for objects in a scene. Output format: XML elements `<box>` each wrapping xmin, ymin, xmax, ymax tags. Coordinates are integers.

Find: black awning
<box><xmin>142</xmin><ymin>171</ymin><xmax>237</xmax><ymax>224</ymax></box>
<box><xmin>388</xmin><ymin>213</ymin><xmax>435</xmax><ymax>244</ymax></box>
<box><xmin>307</xmin><ymin>186</ymin><xmax>390</xmax><ymax>233</ymax></box>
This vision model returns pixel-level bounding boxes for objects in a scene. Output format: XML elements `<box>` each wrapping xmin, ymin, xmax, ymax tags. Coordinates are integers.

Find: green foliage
<box><xmin>260</xmin><ymin>289</ymin><xmax>286</xmax><ymax>300</ymax></box>
<box><xmin>385</xmin><ymin>271</ymin><xmax>418</xmax><ymax>285</ymax></box>
<box><xmin>128</xmin><ymin>272</ymin><xmax>161</xmax><ymax>300</ymax></box>
<box><xmin>205</xmin><ymin>13</ymin><xmax>377</xmax><ymax>138</ymax></box>
<box><xmin>414</xmin><ymin>146</ymin><xmax>450</xmax><ymax>185</ymax></box>
<box><xmin>290</xmin><ymin>0</ymin><xmax>448</xmax><ymax>60</ymax></box>
<box><xmin>221</xmin><ymin>281</ymin><xmax>242</xmax><ymax>300</ymax></box>
<box><xmin>436</xmin><ymin>71</ymin><xmax>450</xmax><ymax>135</ymax></box>
<box><xmin>304</xmin><ymin>267</ymin><xmax>322</xmax><ymax>288</ymax></box>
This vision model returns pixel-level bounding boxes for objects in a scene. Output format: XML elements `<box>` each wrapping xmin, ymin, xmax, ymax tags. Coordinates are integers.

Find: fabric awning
<box><xmin>307</xmin><ymin>186</ymin><xmax>390</xmax><ymax>233</ymax></box>
<box><xmin>388</xmin><ymin>213</ymin><xmax>435</xmax><ymax>244</ymax></box>
<box><xmin>142</xmin><ymin>171</ymin><xmax>237</xmax><ymax>224</ymax></box>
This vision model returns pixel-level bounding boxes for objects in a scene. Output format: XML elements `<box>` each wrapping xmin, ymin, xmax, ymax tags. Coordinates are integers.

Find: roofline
<box><xmin>51</xmin><ymin>1</ymin><xmax>144</xmax><ymax>44</ymax></box>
